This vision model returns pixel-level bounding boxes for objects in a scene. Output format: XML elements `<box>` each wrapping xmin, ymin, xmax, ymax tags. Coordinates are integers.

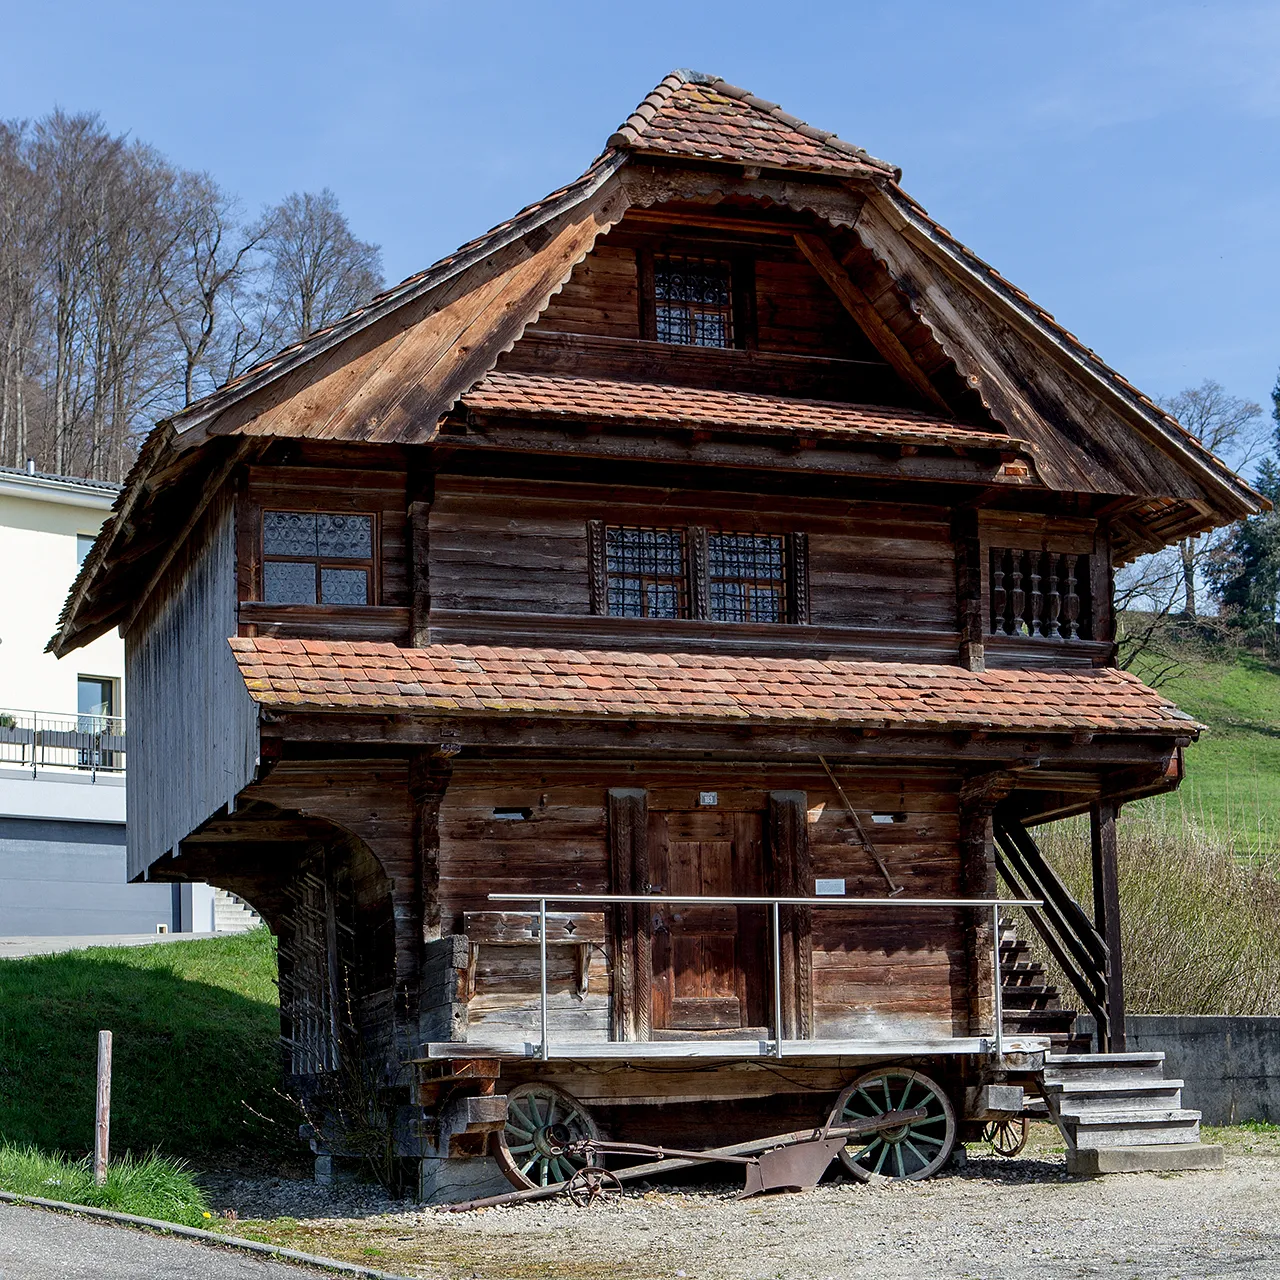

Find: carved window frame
<box><xmin>258</xmin><ymin>508</ymin><xmax>380</xmax><ymax>607</ymax></box>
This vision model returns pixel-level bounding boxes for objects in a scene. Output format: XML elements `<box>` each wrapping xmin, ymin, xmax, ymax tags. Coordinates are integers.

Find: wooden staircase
<box><xmin>999</xmin><ymin>921</ymin><xmax>1090</xmax><ymax>1052</ymax></box>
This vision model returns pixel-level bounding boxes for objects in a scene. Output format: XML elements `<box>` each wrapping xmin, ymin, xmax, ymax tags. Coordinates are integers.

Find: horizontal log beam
<box><xmin>258</xmin><ymin>709</ymin><xmax>1184</xmax><ymax>766</ymax></box>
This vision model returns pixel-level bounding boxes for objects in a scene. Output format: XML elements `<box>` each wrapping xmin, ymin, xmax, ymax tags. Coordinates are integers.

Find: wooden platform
<box><xmin>421</xmin><ymin>1036</ymin><xmax>1051</xmax><ymax>1061</ymax></box>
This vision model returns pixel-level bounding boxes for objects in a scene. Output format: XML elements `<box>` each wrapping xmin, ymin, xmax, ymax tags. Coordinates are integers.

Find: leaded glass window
<box><xmin>708</xmin><ymin>533</ymin><xmax>787</xmax><ymax>623</ymax></box>
<box><xmin>604</xmin><ymin>526</ymin><xmax>687</xmax><ymax>618</ymax></box>
<box><xmin>261</xmin><ymin>511</ymin><xmax>374</xmax><ymax>605</ymax></box>
<box><xmin>653</xmin><ymin>255</ymin><xmax>732</xmax><ymax>348</ymax></box>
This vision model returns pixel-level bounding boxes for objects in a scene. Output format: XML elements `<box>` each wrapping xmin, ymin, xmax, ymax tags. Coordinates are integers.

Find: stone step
<box><xmin>1066</xmin><ymin>1144</ymin><xmax>1224</xmax><ymax>1176</ymax></box>
<box><xmin>1067</xmin><ymin>1110</ymin><xmax>1202</xmax><ymax>1149</ymax></box>
<box><xmin>1047</xmin><ymin>1081</ymin><xmax>1186</xmax><ymax>1116</ymax></box>
<box><xmin>1045</xmin><ymin>1052</ymin><xmax>1166</xmax><ymax>1067</ymax></box>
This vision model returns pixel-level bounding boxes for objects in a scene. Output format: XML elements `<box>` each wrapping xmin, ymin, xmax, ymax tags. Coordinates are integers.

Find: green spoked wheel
<box><xmin>831</xmin><ymin>1068</ymin><xmax>957</xmax><ymax>1181</ymax></box>
<box><xmin>495</xmin><ymin>1083</ymin><xmax>599</xmax><ymax>1189</ymax></box>
<box><xmin>982</xmin><ymin>1115</ymin><xmax>1028</xmax><ymax>1157</ymax></box>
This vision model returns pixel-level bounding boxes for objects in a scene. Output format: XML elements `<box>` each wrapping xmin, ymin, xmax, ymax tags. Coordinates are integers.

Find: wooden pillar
<box><xmin>1090</xmin><ymin>801</ymin><xmax>1126</xmax><ymax>1051</ymax></box>
<box><xmin>1091</xmin><ymin>526</ymin><xmax>1115</xmax><ymax>660</ymax></box>
<box><xmin>407</xmin><ymin>454</ymin><xmax>434</xmax><ymax>648</ymax></box>
<box><xmin>953</xmin><ymin>510</ymin><xmax>985</xmax><ymax>672</ymax></box>
<box><xmin>768</xmin><ymin>791</ymin><xmax>812</xmax><ymax>1041</ymax></box>
<box><xmin>607</xmin><ymin>788</ymin><xmax>648</xmax><ymax>1041</ymax></box>
<box><xmin>409</xmin><ymin>749</ymin><xmax>455</xmax><ymax>944</ymax></box>
<box><xmin>958</xmin><ymin>772</ymin><xmax>1014</xmax><ymax>1039</ymax></box>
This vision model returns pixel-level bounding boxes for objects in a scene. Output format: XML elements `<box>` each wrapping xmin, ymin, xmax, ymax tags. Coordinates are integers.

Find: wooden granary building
<box><xmin>53</xmin><ymin>71</ymin><xmax>1261</xmax><ymax>1197</ymax></box>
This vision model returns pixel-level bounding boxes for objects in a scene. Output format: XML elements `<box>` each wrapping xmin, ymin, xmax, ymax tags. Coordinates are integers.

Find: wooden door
<box><xmin>648</xmin><ymin>810</ymin><xmax>766</xmax><ymax>1035</ymax></box>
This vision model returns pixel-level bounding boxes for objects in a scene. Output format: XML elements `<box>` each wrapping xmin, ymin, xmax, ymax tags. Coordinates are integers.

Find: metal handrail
<box><xmin>488</xmin><ymin>892</ymin><xmax>1043</xmax><ymax>1061</ymax></box>
<box><xmin>0</xmin><ymin>707</ymin><xmax>126</xmax><ymax>777</ymax></box>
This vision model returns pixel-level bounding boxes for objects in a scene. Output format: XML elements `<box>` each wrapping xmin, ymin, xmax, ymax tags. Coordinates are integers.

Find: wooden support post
<box><xmin>953</xmin><ymin>510</ymin><xmax>985</xmax><ymax>672</ymax></box>
<box><xmin>1090</xmin><ymin>801</ymin><xmax>1126</xmax><ymax>1051</ymax></box>
<box><xmin>94</xmin><ymin>1029</ymin><xmax>112</xmax><ymax>1187</ymax></box>
<box><xmin>607</xmin><ymin>788</ymin><xmax>648</xmax><ymax>1041</ymax></box>
<box><xmin>768</xmin><ymin>792</ymin><xmax>812</xmax><ymax>1041</ymax></box>
<box><xmin>958</xmin><ymin>773</ymin><xmax>1016</xmax><ymax>1039</ymax></box>
<box><xmin>408</xmin><ymin>455</ymin><xmax>434</xmax><ymax>648</ymax></box>
<box><xmin>410</xmin><ymin>749</ymin><xmax>455</xmax><ymax>944</ymax></box>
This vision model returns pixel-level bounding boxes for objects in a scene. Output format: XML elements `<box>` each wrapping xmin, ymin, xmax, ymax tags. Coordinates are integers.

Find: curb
<box><xmin>0</xmin><ymin>1189</ymin><xmax>415</xmax><ymax>1279</ymax></box>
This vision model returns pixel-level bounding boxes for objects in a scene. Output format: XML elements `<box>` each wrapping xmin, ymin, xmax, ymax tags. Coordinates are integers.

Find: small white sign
<box><xmin>698</xmin><ymin>791</ymin><xmax>718</xmax><ymax>807</ymax></box>
<box><xmin>815</xmin><ymin>878</ymin><xmax>846</xmax><ymax>896</ymax></box>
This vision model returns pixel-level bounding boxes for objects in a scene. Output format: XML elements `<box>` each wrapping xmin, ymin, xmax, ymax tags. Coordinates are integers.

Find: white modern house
<box><xmin>0</xmin><ymin>463</ymin><xmax>250</xmax><ymax>935</ymax></box>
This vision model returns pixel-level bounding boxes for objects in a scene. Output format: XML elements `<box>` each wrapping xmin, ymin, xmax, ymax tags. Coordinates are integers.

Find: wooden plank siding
<box><xmin>124</xmin><ymin>494</ymin><xmax>259</xmax><ymax>880</ymax></box>
<box><xmin>435</xmin><ymin>762</ymin><xmax>971</xmax><ymax>1046</ymax></box>
<box><xmin>427</xmin><ymin>477</ymin><xmax>958</xmax><ymax>643</ymax></box>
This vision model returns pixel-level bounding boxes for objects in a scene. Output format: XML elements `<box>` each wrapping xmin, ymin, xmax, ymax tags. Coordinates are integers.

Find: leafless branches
<box><xmin>0</xmin><ymin>113</ymin><xmax>384</xmax><ymax>482</ymax></box>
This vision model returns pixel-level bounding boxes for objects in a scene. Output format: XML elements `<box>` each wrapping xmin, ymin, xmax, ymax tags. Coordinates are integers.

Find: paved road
<box><xmin>0</xmin><ymin>1203</ymin><xmax>332</xmax><ymax>1279</ymax></box>
<box><xmin>0</xmin><ymin>933</ymin><xmax>219</xmax><ymax>960</ymax></box>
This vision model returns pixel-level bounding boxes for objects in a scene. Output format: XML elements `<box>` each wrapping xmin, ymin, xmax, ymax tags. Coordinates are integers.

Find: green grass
<box><xmin>0</xmin><ymin>1142</ymin><xmax>211</xmax><ymax>1226</ymax></box>
<box><xmin>0</xmin><ymin>929</ymin><xmax>295</xmax><ymax>1163</ymax></box>
<box><xmin>1130</xmin><ymin>647</ymin><xmax>1280</xmax><ymax>854</ymax></box>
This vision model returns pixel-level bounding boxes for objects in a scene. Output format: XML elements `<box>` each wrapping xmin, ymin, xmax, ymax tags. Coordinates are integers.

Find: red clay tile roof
<box><xmin>609</xmin><ymin>71</ymin><xmax>896</xmax><ymax>179</ymax></box>
<box><xmin>460</xmin><ymin>372</ymin><xmax>1021</xmax><ymax>452</ymax></box>
<box><xmin>231</xmin><ymin>639</ymin><xmax>1198</xmax><ymax>737</ymax></box>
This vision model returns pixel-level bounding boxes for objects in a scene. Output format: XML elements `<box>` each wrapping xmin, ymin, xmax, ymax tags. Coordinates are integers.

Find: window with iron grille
<box><xmin>261</xmin><ymin>510</ymin><xmax>375</xmax><ymax>605</ymax></box>
<box><xmin>653</xmin><ymin>255</ymin><xmax>733</xmax><ymax>348</ymax></box>
<box><xmin>589</xmin><ymin>523</ymin><xmax>807</xmax><ymax>624</ymax></box>
<box><xmin>602</xmin><ymin>526</ymin><xmax>688</xmax><ymax>618</ymax></box>
<box><xmin>708</xmin><ymin>533</ymin><xmax>787</xmax><ymax>623</ymax></box>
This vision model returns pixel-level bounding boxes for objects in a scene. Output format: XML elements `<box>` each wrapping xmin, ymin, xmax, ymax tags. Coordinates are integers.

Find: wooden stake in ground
<box><xmin>93</xmin><ymin>1030</ymin><xmax>112</xmax><ymax>1187</ymax></box>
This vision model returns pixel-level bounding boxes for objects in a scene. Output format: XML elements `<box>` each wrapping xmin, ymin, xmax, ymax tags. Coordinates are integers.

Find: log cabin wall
<box><xmin>124</xmin><ymin>493</ymin><xmax>259</xmax><ymax>880</ymax></box>
<box><xmin>427</xmin><ymin>477</ymin><xmax>960</xmax><ymax>660</ymax></box>
<box><xmin>437</xmin><ymin>762</ymin><xmax>970</xmax><ymax>1045</ymax></box>
<box><xmin>236</xmin><ymin>458</ymin><xmax>410</xmax><ymax>644</ymax></box>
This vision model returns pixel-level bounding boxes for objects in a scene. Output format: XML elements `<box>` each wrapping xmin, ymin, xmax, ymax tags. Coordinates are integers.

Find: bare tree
<box><xmin>1114</xmin><ymin>548</ymin><xmax>1187</xmax><ymax>682</ymax></box>
<box><xmin>1159</xmin><ymin>381</ymin><xmax>1266</xmax><ymax>617</ymax></box>
<box><xmin>253</xmin><ymin>189</ymin><xmax>383</xmax><ymax>345</ymax></box>
<box><xmin>0</xmin><ymin>121</ymin><xmax>42</xmax><ymax>469</ymax></box>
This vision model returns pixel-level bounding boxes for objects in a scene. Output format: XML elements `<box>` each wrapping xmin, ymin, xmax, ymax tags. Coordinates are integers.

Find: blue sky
<box><xmin>4</xmin><ymin>0</ymin><xmax>1278</xmax><ymax>448</ymax></box>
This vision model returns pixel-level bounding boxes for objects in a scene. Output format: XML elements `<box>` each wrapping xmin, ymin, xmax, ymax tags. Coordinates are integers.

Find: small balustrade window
<box><xmin>989</xmin><ymin>548</ymin><xmax>1090</xmax><ymax>640</ymax></box>
<box><xmin>589</xmin><ymin>522</ymin><xmax>807</xmax><ymax>624</ymax></box>
<box><xmin>653</xmin><ymin>255</ymin><xmax>733</xmax><ymax>348</ymax></box>
<box><xmin>261</xmin><ymin>511</ymin><xmax>375</xmax><ymax>605</ymax></box>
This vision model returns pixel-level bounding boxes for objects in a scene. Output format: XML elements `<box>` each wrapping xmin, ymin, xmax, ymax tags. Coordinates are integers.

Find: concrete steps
<box><xmin>1042</xmin><ymin>1051</ymin><xmax>1220</xmax><ymax>1172</ymax></box>
<box><xmin>213</xmin><ymin>888</ymin><xmax>261</xmax><ymax>934</ymax></box>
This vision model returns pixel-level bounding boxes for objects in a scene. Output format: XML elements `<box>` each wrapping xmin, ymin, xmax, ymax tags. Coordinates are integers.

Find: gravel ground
<box><xmin>200</xmin><ymin>1130</ymin><xmax>1280</xmax><ymax>1280</ymax></box>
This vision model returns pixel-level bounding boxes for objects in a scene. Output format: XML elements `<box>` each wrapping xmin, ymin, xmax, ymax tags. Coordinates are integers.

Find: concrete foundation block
<box><xmin>419</xmin><ymin>1155</ymin><xmax>513</xmax><ymax>1205</ymax></box>
<box><xmin>1066</xmin><ymin>1143</ymin><xmax>1225</xmax><ymax>1176</ymax></box>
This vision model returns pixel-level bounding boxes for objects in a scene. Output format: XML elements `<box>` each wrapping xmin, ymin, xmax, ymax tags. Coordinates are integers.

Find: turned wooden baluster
<box><xmin>1029</xmin><ymin>551</ymin><xmax>1043</xmax><ymax>637</ymax></box>
<box><xmin>1009</xmin><ymin>551</ymin><xmax>1027</xmax><ymax>636</ymax></box>
<box><xmin>990</xmin><ymin>550</ymin><xmax>1007</xmax><ymax>635</ymax></box>
<box><xmin>1044</xmin><ymin>552</ymin><xmax>1061</xmax><ymax>638</ymax></box>
<box><xmin>1063</xmin><ymin>555</ymin><xmax>1080</xmax><ymax>639</ymax></box>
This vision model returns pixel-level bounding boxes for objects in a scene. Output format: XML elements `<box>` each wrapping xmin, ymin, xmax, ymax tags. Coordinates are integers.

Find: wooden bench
<box><xmin>462</xmin><ymin>911</ymin><xmax>607</xmax><ymax>998</ymax></box>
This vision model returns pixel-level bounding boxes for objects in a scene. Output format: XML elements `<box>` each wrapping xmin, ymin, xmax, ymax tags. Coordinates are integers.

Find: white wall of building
<box><xmin>0</xmin><ymin>470</ymin><xmax>123</xmax><ymax>717</ymax></box>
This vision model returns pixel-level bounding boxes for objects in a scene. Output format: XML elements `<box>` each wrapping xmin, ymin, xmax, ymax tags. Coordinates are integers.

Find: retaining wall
<box><xmin>1077</xmin><ymin>1015</ymin><xmax>1280</xmax><ymax>1125</ymax></box>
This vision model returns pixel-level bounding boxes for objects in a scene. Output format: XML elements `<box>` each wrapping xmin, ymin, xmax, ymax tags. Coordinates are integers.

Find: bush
<box><xmin>1023</xmin><ymin>808</ymin><xmax>1280</xmax><ymax>1015</ymax></box>
<box><xmin>0</xmin><ymin>1143</ymin><xmax>210</xmax><ymax>1226</ymax></box>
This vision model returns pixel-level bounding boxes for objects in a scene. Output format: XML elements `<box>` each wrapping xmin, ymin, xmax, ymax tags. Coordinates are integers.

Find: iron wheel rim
<box><xmin>832</xmin><ymin>1068</ymin><xmax>957</xmax><ymax>1181</ymax></box>
<box><xmin>982</xmin><ymin>1115</ymin><xmax>1028</xmax><ymax>1157</ymax></box>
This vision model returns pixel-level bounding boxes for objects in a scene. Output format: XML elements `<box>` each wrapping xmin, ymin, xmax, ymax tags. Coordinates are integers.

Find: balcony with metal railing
<box><xmin>0</xmin><ymin>709</ymin><xmax>127</xmax><ymax>777</ymax></box>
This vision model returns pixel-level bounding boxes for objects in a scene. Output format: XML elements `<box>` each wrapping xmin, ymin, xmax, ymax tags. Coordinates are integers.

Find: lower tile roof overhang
<box><xmin>233</xmin><ymin>640</ymin><xmax>1200</xmax><ymax>764</ymax></box>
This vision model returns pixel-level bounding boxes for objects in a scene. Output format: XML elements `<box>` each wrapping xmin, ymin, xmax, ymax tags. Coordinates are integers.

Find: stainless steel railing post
<box><xmin>539</xmin><ymin>898</ymin><xmax>549</xmax><ymax>1062</ymax></box>
<box><xmin>992</xmin><ymin>902</ymin><xmax>1004</xmax><ymax>1059</ymax></box>
<box><xmin>772</xmin><ymin>900</ymin><xmax>784</xmax><ymax>1059</ymax></box>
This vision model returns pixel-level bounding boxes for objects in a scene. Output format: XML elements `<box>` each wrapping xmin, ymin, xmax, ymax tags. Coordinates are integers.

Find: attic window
<box><xmin>261</xmin><ymin>511</ymin><xmax>375</xmax><ymax>605</ymax></box>
<box><xmin>653</xmin><ymin>255</ymin><xmax>733</xmax><ymax>348</ymax></box>
<box><xmin>708</xmin><ymin>533</ymin><xmax>787</xmax><ymax>623</ymax></box>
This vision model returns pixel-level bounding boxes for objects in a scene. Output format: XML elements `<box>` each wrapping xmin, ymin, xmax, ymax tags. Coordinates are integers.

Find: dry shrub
<box><xmin>1020</xmin><ymin>809</ymin><xmax>1280</xmax><ymax>1016</ymax></box>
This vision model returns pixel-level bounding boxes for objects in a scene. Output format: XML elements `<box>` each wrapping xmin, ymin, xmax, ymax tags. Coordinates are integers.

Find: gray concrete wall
<box><xmin>0</xmin><ymin>816</ymin><xmax>176</xmax><ymax>936</ymax></box>
<box><xmin>1078</xmin><ymin>1014</ymin><xmax>1280</xmax><ymax>1125</ymax></box>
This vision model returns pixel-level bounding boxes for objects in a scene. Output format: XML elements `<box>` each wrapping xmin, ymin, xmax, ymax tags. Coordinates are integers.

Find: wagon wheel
<box><xmin>566</xmin><ymin>1166</ymin><xmax>623</xmax><ymax>1208</ymax></box>
<box><xmin>982</xmin><ymin>1115</ymin><xmax>1028</xmax><ymax>1157</ymax></box>
<box><xmin>830</xmin><ymin>1067</ymin><xmax>957</xmax><ymax>1182</ymax></box>
<box><xmin>495</xmin><ymin>1083</ymin><xmax>599</xmax><ymax>1190</ymax></box>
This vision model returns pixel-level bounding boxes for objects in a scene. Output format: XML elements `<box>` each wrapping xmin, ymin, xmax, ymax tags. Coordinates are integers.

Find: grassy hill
<box><xmin>1129</xmin><ymin>644</ymin><xmax>1280</xmax><ymax>857</ymax></box>
<box><xmin>0</xmin><ymin>929</ymin><xmax>297</xmax><ymax>1166</ymax></box>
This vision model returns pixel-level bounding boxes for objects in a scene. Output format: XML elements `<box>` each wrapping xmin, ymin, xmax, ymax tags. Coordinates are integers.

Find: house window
<box><xmin>653</xmin><ymin>255</ymin><xmax>733</xmax><ymax>348</ymax></box>
<box><xmin>603</xmin><ymin>526</ymin><xmax>687</xmax><ymax>618</ymax></box>
<box><xmin>589</xmin><ymin>522</ymin><xmax>808</xmax><ymax>624</ymax></box>
<box><xmin>708</xmin><ymin>533</ymin><xmax>787</xmax><ymax>623</ymax></box>
<box><xmin>261</xmin><ymin>511</ymin><xmax>374</xmax><ymax>605</ymax></box>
